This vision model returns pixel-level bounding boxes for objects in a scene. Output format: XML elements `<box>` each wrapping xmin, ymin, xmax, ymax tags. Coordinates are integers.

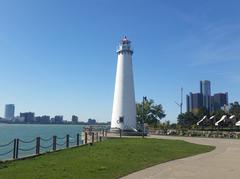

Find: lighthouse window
<box><xmin>119</xmin><ymin>117</ymin><xmax>124</xmax><ymax>123</ymax></box>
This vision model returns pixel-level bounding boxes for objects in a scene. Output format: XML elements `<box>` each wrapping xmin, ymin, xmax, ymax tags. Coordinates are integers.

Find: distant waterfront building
<box><xmin>42</xmin><ymin>115</ymin><xmax>50</xmax><ymax>123</ymax></box>
<box><xmin>35</xmin><ymin>116</ymin><xmax>41</xmax><ymax>123</ymax></box>
<box><xmin>52</xmin><ymin>115</ymin><xmax>63</xmax><ymax>124</ymax></box>
<box><xmin>14</xmin><ymin>116</ymin><xmax>25</xmax><ymax>122</ymax></box>
<box><xmin>5</xmin><ymin>104</ymin><xmax>15</xmax><ymax>120</ymax></box>
<box><xmin>88</xmin><ymin>118</ymin><xmax>96</xmax><ymax>125</ymax></box>
<box><xmin>35</xmin><ymin>115</ymin><xmax>50</xmax><ymax>124</ymax></box>
<box><xmin>200</xmin><ymin>80</ymin><xmax>211</xmax><ymax>112</ymax></box>
<box><xmin>186</xmin><ymin>93</ymin><xmax>203</xmax><ymax>114</ymax></box>
<box><xmin>72</xmin><ymin>115</ymin><xmax>78</xmax><ymax>124</ymax></box>
<box><xmin>20</xmin><ymin>112</ymin><xmax>35</xmax><ymax>123</ymax></box>
<box><xmin>211</xmin><ymin>93</ymin><xmax>228</xmax><ymax>112</ymax></box>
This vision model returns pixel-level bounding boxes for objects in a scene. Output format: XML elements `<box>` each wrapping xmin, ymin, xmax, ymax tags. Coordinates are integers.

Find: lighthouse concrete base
<box><xmin>110</xmin><ymin>128</ymin><xmax>148</xmax><ymax>136</ymax></box>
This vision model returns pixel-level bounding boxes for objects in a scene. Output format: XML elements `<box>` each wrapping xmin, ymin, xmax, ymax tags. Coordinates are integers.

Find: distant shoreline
<box><xmin>0</xmin><ymin>122</ymin><xmax>110</xmax><ymax>126</ymax></box>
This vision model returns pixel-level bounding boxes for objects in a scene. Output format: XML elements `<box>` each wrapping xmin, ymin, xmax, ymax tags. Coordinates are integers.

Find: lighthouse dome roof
<box><xmin>120</xmin><ymin>36</ymin><xmax>131</xmax><ymax>45</ymax></box>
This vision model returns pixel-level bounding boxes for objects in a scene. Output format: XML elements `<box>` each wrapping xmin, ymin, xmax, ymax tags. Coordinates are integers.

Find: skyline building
<box><xmin>20</xmin><ymin>112</ymin><xmax>35</xmax><ymax>123</ymax></box>
<box><xmin>200</xmin><ymin>80</ymin><xmax>211</xmax><ymax>112</ymax></box>
<box><xmin>186</xmin><ymin>95</ymin><xmax>190</xmax><ymax>113</ymax></box>
<box><xmin>186</xmin><ymin>80</ymin><xmax>229</xmax><ymax>114</ymax></box>
<box><xmin>211</xmin><ymin>93</ymin><xmax>228</xmax><ymax>112</ymax></box>
<box><xmin>88</xmin><ymin>118</ymin><xmax>96</xmax><ymax>125</ymax></box>
<box><xmin>186</xmin><ymin>93</ymin><xmax>203</xmax><ymax>114</ymax></box>
<box><xmin>4</xmin><ymin>104</ymin><xmax>15</xmax><ymax>120</ymax></box>
<box><xmin>35</xmin><ymin>115</ymin><xmax>50</xmax><ymax>124</ymax></box>
<box><xmin>72</xmin><ymin>115</ymin><xmax>78</xmax><ymax>124</ymax></box>
<box><xmin>52</xmin><ymin>115</ymin><xmax>63</xmax><ymax>124</ymax></box>
<box><xmin>111</xmin><ymin>36</ymin><xmax>136</xmax><ymax>130</ymax></box>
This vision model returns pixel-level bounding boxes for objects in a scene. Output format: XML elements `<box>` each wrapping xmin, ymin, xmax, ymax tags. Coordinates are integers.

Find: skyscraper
<box><xmin>5</xmin><ymin>104</ymin><xmax>15</xmax><ymax>120</ymax></box>
<box><xmin>187</xmin><ymin>80</ymin><xmax>228</xmax><ymax>113</ymax></box>
<box><xmin>111</xmin><ymin>36</ymin><xmax>136</xmax><ymax>130</ymax></box>
<box><xmin>186</xmin><ymin>93</ymin><xmax>203</xmax><ymax>114</ymax></box>
<box><xmin>212</xmin><ymin>93</ymin><xmax>228</xmax><ymax>111</ymax></box>
<box><xmin>186</xmin><ymin>95</ymin><xmax>190</xmax><ymax>112</ymax></box>
<box><xmin>200</xmin><ymin>80</ymin><xmax>211</xmax><ymax>112</ymax></box>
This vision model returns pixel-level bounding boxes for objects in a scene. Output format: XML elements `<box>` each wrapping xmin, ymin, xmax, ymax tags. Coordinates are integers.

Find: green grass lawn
<box><xmin>0</xmin><ymin>138</ymin><xmax>214</xmax><ymax>179</ymax></box>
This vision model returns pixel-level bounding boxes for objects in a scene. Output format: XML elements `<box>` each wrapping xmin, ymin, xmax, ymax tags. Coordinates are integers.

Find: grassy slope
<box><xmin>0</xmin><ymin>138</ymin><xmax>214</xmax><ymax>179</ymax></box>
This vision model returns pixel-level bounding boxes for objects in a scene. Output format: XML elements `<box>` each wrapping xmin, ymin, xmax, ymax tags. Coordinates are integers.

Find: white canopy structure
<box><xmin>235</xmin><ymin>117</ymin><xmax>240</xmax><ymax>126</ymax></box>
<box><xmin>229</xmin><ymin>115</ymin><xmax>236</xmax><ymax>120</ymax></box>
<box><xmin>215</xmin><ymin>115</ymin><xmax>227</xmax><ymax>126</ymax></box>
<box><xmin>210</xmin><ymin>115</ymin><xmax>215</xmax><ymax>120</ymax></box>
<box><xmin>236</xmin><ymin>121</ymin><xmax>240</xmax><ymax>126</ymax></box>
<box><xmin>197</xmin><ymin>115</ymin><xmax>207</xmax><ymax>126</ymax></box>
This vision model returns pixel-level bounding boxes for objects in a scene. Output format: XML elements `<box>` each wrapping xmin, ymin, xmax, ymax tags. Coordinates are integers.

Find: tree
<box><xmin>212</xmin><ymin>109</ymin><xmax>226</xmax><ymax>120</ymax></box>
<box><xmin>136</xmin><ymin>98</ymin><xmax>166</xmax><ymax>127</ymax></box>
<box><xmin>229</xmin><ymin>101</ymin><xmax>240</xmax><ymax>119</ymax></box>
<box><xmin>177</xmin><ymin>112</ymin><xmax>198</xmax><ymax>128</ymax></box>
<box><xmin>170</xmin><ymin>123</ymin><xmax>177</xmax><ymax>129</ymax></box>
<box><xmin>209</xmin><ymin>109</ymin><xmax>226</xmax><ymax>127</ymax></box>
<box><xmin>196</xmin><ymin>107</ymin><xmax>209</xmax><ymax>120</ymax></box>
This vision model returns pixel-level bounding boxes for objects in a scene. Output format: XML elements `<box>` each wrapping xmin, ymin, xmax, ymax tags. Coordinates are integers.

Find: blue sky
<box><xmin>0</xmin><ymin>0</ymin><xmax>239</xmax><ymax>122</ymax></box>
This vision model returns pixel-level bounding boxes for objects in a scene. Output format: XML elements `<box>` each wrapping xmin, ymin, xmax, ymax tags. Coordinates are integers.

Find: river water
<box><xmin>0</xmin><ymin>124</ymin><xmax>107</xmax><ymax>161</ymax></box>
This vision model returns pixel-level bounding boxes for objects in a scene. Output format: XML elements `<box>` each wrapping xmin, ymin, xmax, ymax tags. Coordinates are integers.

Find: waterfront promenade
<box><xmin>122</xmin><ymin>135</ymin><xmax>240</xmax><ymax>179</ymax></box>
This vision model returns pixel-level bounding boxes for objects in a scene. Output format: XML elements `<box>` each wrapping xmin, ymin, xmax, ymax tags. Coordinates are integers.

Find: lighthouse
<box><xmin>111</xmin><ymin>36</ymin><xmax>136</xmax><ymax>131</ymax></box>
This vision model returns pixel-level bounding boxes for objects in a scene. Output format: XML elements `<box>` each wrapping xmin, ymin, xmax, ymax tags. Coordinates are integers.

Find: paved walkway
<box><xmin>122</xmin><ymin>135</ymin><xmax>240</xmax><ymax>179</ymax></box>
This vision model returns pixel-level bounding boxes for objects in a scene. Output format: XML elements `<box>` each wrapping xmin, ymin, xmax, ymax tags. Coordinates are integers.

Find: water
<box><xmin>0</xmin><ymin>124</ymin><xmax>107</xmax><ymax>161</ymax></box>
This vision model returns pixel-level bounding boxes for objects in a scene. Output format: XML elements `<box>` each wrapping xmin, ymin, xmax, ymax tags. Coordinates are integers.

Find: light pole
<box><xmin>142</xmin><ymin>96</ymin><xmax>147</xmax><ymax>138</ymax></box>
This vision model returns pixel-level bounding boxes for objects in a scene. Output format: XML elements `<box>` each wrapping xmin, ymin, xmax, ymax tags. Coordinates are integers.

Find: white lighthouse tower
<box><xmin>111</xmin><ymin>36</ymin><xmax>136</xmax><ymax>131</ymax></box>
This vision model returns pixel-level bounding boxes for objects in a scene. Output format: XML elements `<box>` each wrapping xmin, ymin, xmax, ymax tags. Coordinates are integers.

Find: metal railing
<box><xmin>0</xmin><ymin>130</ymin><xmax>108</xmax><ymax>161</ymax></box>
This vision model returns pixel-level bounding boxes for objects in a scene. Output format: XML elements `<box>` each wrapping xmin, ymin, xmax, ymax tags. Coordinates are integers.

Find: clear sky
<box><xmin>0</xmin><ymin>0</ymin><xmax>239</xmax><ymax>122</ymax></box>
